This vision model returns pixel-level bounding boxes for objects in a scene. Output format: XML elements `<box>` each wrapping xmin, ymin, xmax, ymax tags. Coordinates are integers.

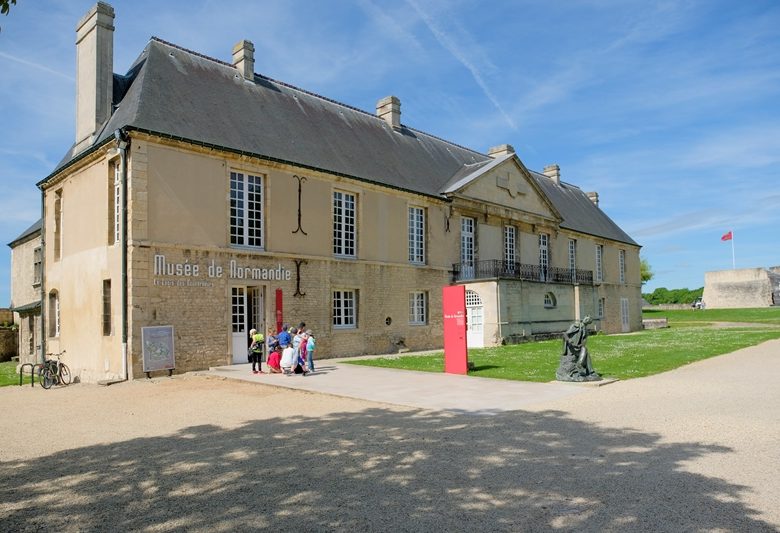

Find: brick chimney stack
<box><xmin>487</xmin><ymin>144</ymin><xmax>515</xmax><ymax>158</ymax></box>
<box><xmin>586</xmin><ymin>191</ymin><xmax>599</xmax><ymax>206</ymax></box>
<box><xmin>377</xmin><ymin>96</ymin><xmax>401</xmax><ymax>130</ymax></box>
<box><xmin>75</xmin><ymin>2</ymin><xmax>115</xmax><ymax>153</ymax></box>
<box><xmin>542</xmin><ymin>164</ymin><xmax>561</xmax><ymax>185</ymax></box>
<box><xmin>232</xmin><ymin>40</ymin><xmax>255</xmax><ymax>80</ymax></box>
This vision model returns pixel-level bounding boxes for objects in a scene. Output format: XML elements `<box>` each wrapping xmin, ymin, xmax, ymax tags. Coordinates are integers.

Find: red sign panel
<box><xmin>275</xmin><ymin>289</ymin><xmax>283</xmax><ymax>333</ymax></box>
<box><xmin>442</xmin><ymin>285</ymin><xmax>468</xmax><ymax>374</ymax></box>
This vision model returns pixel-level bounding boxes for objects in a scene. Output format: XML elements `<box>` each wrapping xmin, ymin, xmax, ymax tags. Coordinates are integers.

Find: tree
<box><xmin>0</xmin><ymin>0</ymin><xmax>17</xmax><ymax>33</ymax></box>
<box><xmin>640</xmin><ymin>256</ymin><xmax>654</xmax><ymax>285</ymax></box>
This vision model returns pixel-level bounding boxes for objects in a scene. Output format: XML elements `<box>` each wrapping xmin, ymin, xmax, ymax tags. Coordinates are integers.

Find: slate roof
<box><xmin>48</xmin><ymin>37</ymin><xmax>638</xmax><ymax>247</ymax></box>
<box><xmin>7</xmin><ymin>218</ymin><xmax>42</xmax><ymax>248</ymax></box>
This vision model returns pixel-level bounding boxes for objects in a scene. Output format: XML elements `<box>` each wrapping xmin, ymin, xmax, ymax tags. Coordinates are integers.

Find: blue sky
<box><xmin>1</xmin><ymin>0</ymin><xmax>779</xmax><ymax>306</ymax></box>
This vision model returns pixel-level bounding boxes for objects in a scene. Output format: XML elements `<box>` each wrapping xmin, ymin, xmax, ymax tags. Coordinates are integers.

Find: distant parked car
<box><xmin>691</xmin><ymin>297</ymin><xmax>704</xmax><ymax>310</ymax></box>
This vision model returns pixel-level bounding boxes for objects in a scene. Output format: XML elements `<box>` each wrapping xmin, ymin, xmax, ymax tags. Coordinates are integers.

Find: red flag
<box><xmin>721</xmin><ymin>231</ymin><xmax>733</xmax><ymax>241</ymax></box>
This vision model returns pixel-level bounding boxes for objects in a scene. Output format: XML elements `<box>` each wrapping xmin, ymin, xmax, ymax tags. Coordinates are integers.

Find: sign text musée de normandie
<box><xmin>153</xmin><ymin>254</ymin><xmax>292</xmax><ymax>288</ymax></box>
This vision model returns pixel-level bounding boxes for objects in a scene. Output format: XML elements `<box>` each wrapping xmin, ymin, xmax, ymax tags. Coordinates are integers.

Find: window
<box><xmin>408</xmin><ymin>206</ymin><xmax>425</xmax><ymax>264</ymax></box>
<box><xmin>333</xmin><ymin>289</ymin><xmax>357</xmax><ymax>328</ymax></box>
<box><xmin>109</xmin><ymin>160</ymin><xmax>121</xmax><ymax>245</ymax></box>
<box><xmin>568</xmin><ymin>239</ymin><xmax>577</xmax><ymax>282</ymax></box>
<box><xmin>333</xmin><ymin>191</ymin><xmax>356</xmax><ymax>257</ymax></box>
<box><xmin>544</xmin><ymin>292</ymin><xmax>557</xmax><ymax>308</ymax></box>
<box><xmin>27</xmin><ymin>316</ymin><xmax>35</xmax><ymax>355</ymax></box>
<box><xmin>539</xmin><ymin>233</ymin><xmax>549</xmax><ymax>281</ymax></box>
<box><xmin>102</xmin><ymin>280</ymin><xmax>112</xmax><ymax>336</ymax></box>
<box><xmin>595</xmin><ymin>245</ymin><xmax>603</xmax><ymax>283</ymax></box>
<box><xmin>461</xmin><ymin>217</ymin><xmax>475</xmax><ymax>277</ymax></box>
<box><xmin>48</xmin><ymin>290</ymin><xmax>59</xmax><ymax>338</ymax></box>
<box><xmin>33</xmin><ymin>247</ymin><xmax>42</xmax><ymax>286</ymax></box>
<box><xmin>54</xmin><ymin>190</ymin><xmax>63</xmax><ymax>261</ymax></box>
<box><xmin>230</xmin><ymin>171</ymin><xmax>264</xmax><ymax>247</ymax></box>
<box><xmin>504</xmin><ymin>226</ymin><xmax>516</xmax><ymax>267</ymax></box>
<box><xmin>409</xmin><ymin>291</ymin><xmax>427</xmax><ymax>325</ymax></box>
<box><xmin>598</xmin><ymin>297</ymin><xmax>605</xmax><ymax>318</ymax></box>
<box><xmin>619</xmin><ymin>249</ymin><xmax>626</xmax><ymax>284</ymax></box>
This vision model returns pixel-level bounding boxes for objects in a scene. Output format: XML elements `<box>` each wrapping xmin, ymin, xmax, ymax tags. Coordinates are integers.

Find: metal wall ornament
<box><xmin>292</xmin><ymin>174</ymin><xmax>308</xmax><ymax>235</ymax></box>
<box><xmin>293</xmin><ymin>259</ymin><xmax>308</xmax><ymax>297</ymax></box>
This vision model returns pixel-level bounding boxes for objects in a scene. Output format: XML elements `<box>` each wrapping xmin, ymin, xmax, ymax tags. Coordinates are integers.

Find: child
<box><xmin>280</xmin><ymin>345</ymin><xmax>295</xmax><ymax>375</ymax></box>
<box><xmin>304</xmin><ymin>330</ymin><xmax>316</xmax><ymax>372</ymax></box>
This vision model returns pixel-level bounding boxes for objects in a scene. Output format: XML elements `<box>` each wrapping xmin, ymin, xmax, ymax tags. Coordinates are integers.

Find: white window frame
<box><xmin>409</xmin><ymin>291</ymin><xmax>427</xmax><ymax>325</ymax></box>
<box><xmin>539</xmin><ymin>233</ymin><xmax>549</xmax><ymax>281</ymax></box>
<box><xmin>598</xmin><ymin>297</ymin><xmax>605</xmax><ymax>318</ymax></box>
<box><xmin>333</xmin><ymin>191</ymin><xmax>357</xmax><ymax>257</ymax></box>
<box><xmin>408</xmin><ymin>206</ymin><xmax>425</xmax><ymax>264</ymax></box>
<box><xmin>33</xmin><ymin>246</ymin><xmax>42</xmax><ymax>286</ymax></box>
<box><xmin>568</xmin><ymin>239</ymin><xmax>577</xmax><ymax>282</ymax></box>
<box><xmin>544</xmin><ymin>292</ymin><xmax>556</xmax><ymax>308</ymax></box>
<box><xmin>230</xmin><ymin>171</ymin><xmax>264</xmax><ymax>248</ymax></box>
<box><xmin>619</xmin><ymin>249</ymin><xmax>626</xmax><ymax>284</ymax></box>
<box><xmin>49</xmin><ymin>290</ymin><xmax>60</xmax><ymax>338</ymax></box>
<box><xmin>460</xmin><ymin>217</ymin><xmax>476</xmax><ymax>278</ymax></box>
<box><xmin>596</xmin><ymin>245</ymin><xmax>603</xmax><ymax>283</ymax></box>
<box><xmin>113</xmin><ymin>162</ymin><xmax>121</xmax><ymax>245</ymax></box>
<box><xmin>504</xmin><ymin>226</ymin><xmax>516</xmax><ymax>266</ymax></box>
<box><xmin>333</xmin><ymin>289</ymin><xmax>357</xmax><ymax>329</ymax></box>
<box><xmin>54</xmin><ymin>190</ymin><xmax>63</xmax><ymax>261</ymax></box>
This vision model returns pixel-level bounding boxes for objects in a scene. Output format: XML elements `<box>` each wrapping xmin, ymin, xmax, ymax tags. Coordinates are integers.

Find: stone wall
<box><xmin>702</xmin><ymin>268</ymin><xmax>774</xmax><ymax>309</ymax></box>
<box><xmin>0</xmin><ymin>309</ymin><xmax>12</xmax><ymax>325</ymax></box>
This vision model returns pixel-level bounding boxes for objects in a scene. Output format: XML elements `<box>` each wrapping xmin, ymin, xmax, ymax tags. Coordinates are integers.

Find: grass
<box><xmin>346</xmin><ymin>309</ymin><xmax>780</xmax><ymax>382</ymax></box>
<box><xmin>642</xmin><ymin>307</ymin><xmax>780</xmax><ymax>325</ymax></box>
<box><xmin>0</xmin><ymin>361</ymin><xmax>22</xmax><ymax>387</ymax></box>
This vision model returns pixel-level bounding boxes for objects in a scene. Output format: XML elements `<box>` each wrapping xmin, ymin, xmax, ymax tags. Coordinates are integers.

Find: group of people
<box><xmin>248</xmin><ymin>322</ymin><xmax>316</xmax><ymax>376</ymax></box>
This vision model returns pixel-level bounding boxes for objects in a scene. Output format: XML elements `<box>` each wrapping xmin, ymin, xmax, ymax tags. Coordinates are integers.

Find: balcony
<box><xmin>452</xmin><ymin>259</ymin><xmax>594</xmax><ymax>285</ymax></box>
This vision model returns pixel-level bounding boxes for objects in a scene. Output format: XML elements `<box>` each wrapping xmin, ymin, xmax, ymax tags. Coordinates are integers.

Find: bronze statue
<box><xmin>556</xmin><ymin>316</ymin><xmax>602</xmax><ymax>382</ymax></box>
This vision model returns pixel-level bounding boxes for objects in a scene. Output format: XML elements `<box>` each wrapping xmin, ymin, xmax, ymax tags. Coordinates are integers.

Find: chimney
<box><xmin>232</xmin><ymin>39</ymin><xmax>255</xmax><ymax>80</ymax></box>
<box><xmin>376</xmin><ymin>96</ymin><xmax>401</xmax><ymax>129</ymax></box>
<box><xmin>75</xmin><ymin>2</ymin><xmax>115</xmax><ymax>152</ymax></box>
<box><xmin>487</xmin><ymin>144</ymin><xmax>515</xmax><ymax>158</ymax></box>
<box><xmin>586</xmin><ymin>191</ymin><xmax>599</xmax><ymax>206</ymax></box>
<box><xmin>542</xmin><ymin>164</ymin><xmax>560</xmax><ymax>185</ymax></box>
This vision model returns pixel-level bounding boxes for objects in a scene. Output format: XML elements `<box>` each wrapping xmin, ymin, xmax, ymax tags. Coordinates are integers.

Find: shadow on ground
<box><xmin>0</xmin><ymin>407</ymin><xmax>774</xmax><ymax>532</ymax></box>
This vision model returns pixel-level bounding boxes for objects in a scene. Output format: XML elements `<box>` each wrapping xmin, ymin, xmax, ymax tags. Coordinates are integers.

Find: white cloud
<box><xmin>405</xmin><ymin>0</ymin><xmax>516</xmax><ymax>129</ymax></box>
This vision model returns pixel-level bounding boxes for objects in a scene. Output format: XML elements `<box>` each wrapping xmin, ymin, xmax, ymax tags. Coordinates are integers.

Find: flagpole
<box><xmin>731</xmin><ymin>231</ymin><xmax>735</xmax><ymax>269</ymax></box>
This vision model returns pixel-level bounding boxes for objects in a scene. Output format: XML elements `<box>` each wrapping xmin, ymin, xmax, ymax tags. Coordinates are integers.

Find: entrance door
<box><xmin>621</xmin><ymin>297</ymin><xmax>630</xmax><ymax>333</ymax></box>
<box><xmin>231</xmin><ymin>287</ymin><xmax>248</xmax><ymax>364</ymax></box>
<box><xmin>231</xmin><ymin>286</ymin><xmax>265</xmax><ymax>364</ymax></box>
<box><xmin>466</xmin><ymin>289</ymin><xmax>483</xmax><ymax>348</ymax></box>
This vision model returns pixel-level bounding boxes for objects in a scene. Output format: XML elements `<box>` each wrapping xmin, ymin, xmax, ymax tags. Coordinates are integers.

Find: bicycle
<box><xmin>38</xmin><ymin>351</ymin><xmax>71</xmax><ymax>389</ymax></box>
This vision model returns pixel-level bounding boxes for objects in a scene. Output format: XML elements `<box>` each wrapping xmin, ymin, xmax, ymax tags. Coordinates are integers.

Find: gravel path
<box><xmin>1</xmin><ymin>339</ymin><xmax>778</xmax><ymax>532</ymax></box>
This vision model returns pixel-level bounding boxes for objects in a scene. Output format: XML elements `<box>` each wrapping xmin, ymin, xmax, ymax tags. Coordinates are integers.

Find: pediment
<box><xmin>452</xmin><ymin>156</ymin><xmax>559</xmax><ymax>221</ymax></box>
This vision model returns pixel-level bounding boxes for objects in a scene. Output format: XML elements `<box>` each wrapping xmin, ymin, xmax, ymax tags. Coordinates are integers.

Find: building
<box><xmin>702</xmin><ymin>268</ymin><xmax>780</xmax><ymax>309</ymax></box>
<box><xmin>8</xmin><ymin>220</ymin><xmax>42</xmax><ymax>366</ymax></box>
<box><xmin>37</xmin><ymin>2</ymin><xmax>641</xmax><ymax>383</ymax></box>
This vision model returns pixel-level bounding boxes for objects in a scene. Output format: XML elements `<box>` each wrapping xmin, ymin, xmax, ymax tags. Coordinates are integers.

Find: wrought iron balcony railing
<box><xmin>452</xmin><ymin>259</ymin><xmax>594</xmax><ymax>285</ymax></box>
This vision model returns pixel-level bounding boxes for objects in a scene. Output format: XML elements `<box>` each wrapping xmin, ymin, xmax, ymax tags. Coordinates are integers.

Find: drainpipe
<box><xmin>495</xmin><ymin>282</ymin><xmax>503</xmax><ymax>344</ymax></box>
<box><xmin>115</xmin><ymin>129</ymin><xmax>129</xmax><ymax>380</ymax></box>
<box><xmin>39</xmin><ymin>188</ymin><xmax>46</xmax><ymax>365</ymax></box>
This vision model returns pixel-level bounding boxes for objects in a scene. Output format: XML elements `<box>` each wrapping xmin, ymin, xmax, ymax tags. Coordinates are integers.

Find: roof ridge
<box><xmin>148</xmin><ymin>36</ymin><xmax>488</xmax><ymax>160</ymax></box>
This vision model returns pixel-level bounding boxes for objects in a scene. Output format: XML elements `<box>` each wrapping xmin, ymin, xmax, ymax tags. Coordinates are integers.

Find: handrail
<box><xmin>452</xmin><ymin>259</ymin><xmax>594</xmax><ymax>285</ymax></box>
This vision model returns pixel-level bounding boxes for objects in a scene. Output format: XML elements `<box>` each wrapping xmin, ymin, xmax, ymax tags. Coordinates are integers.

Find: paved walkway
<box><xmin>203</xmin><ymin>356</ymin><xmax>612</xmax><ymax>414</ymax></box>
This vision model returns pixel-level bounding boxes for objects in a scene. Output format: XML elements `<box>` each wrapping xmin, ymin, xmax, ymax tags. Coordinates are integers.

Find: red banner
<box><xmin>442</xmin><ymin>285</ymin><xmax>468</xmax><ymax>375</ymax></box>
<box><xmin>275</xmin><ymin>289</ymin><xmax>283</xmax><ymax>333</ymax></box>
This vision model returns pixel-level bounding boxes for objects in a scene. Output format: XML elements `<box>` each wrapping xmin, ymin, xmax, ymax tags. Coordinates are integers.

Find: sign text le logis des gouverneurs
<box><xmin>153</xmin><ymin>254</ymin><xmax>292</xmax><ymax>287</ymax></box>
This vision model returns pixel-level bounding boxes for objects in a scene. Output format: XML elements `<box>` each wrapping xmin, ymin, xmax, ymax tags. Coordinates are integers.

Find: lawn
<box><xmin>0</xmin><ymin>361</ymin><xmax>22</xmax><ymax>387</ymax></box>
<box><xmin>346</xmin><ymin>310</ymin><xmax>780</xmax><ymax>382</ymax></box>
<box><xmin>642</xmin><ymin>307</ymin><xmax>780</xmax><ymax>325</ymax></box>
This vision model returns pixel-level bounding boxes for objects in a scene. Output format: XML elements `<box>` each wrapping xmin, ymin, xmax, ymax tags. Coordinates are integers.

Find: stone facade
<box><xmin>8</xmin><ymin>227</ymin><xmax>42</xmax><ymax>366</ymax></box>
<box><xmin>34</xmin><ymin>3</ymin><xmax>643</xmax><ymax>383</ymax></box>
<box><xmin>702</xmin><ymin>268</ymin><xmax>780</xmax><ymax>309</ymax></box>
